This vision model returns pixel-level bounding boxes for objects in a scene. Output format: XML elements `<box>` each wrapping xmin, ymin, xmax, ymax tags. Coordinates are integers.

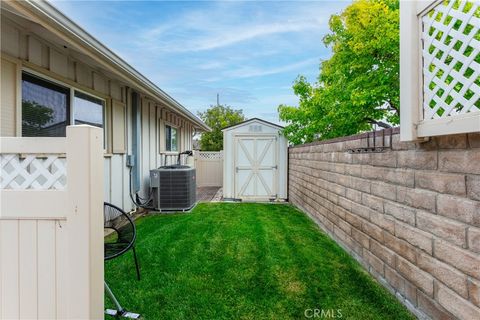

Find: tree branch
<box><xmin>364</xmin><ymin>117</ymin><xmax>392</xmax><ymax>129</ymax></box>
<box><xmin>387</xmin><ymin>100</ymin><xmax>400</xmax><ymax>116</ymax></box>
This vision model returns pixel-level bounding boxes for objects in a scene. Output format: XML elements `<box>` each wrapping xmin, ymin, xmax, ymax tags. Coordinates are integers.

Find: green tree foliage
<box><xmin>278</xmin><ymin>0</ymin><xmax>399</xmax><ymax>145</ymax></box>
<box><xmin>198</xmin><ymin>105</ymin><xmax>246</xmax><ymax>151</ymax></box>
<box><xmin>22</xmin><ymin>100</ymin><xmax>54</xmax><ymax>135</ymax></box>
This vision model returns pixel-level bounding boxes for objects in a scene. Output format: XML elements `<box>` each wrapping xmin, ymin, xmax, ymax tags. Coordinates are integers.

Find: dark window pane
<box><xmin>22</xmin><ymin>73</ymin><xmax>69</xmax><ymax>137</ymax></box>
<box><xmin>165</xmin><ymin>125</ymin><xmax>172</xmax><ymax>151</ymax></box>
<box><xmin>74</xmin><ymin>91</ymin><xmax>104</xmax><ymax>128</ymax></box>
<box><xmin>171</xmin><ymin>127</ymin><xmax>178</xmax><ymax>151</ymax></box>
<box><xmin>165</xmin><ymin>125</ymin><xmax>178</xmax><ymax>151</ymax></box>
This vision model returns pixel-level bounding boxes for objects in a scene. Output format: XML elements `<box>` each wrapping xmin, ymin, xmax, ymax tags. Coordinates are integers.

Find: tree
<box><xmin>198</xmin><ymin>105</ymin><xmax>246</xmax><ymax>151</ymax></box>
<box><xmin>21</xmin><ymin>100</ymin><xmax>54</xmax><ymax>136</ymax></box>
<box><xmin>278</xmin><ymin>0</ymin><xmax>399</xmax><ymax>145</ymax></box>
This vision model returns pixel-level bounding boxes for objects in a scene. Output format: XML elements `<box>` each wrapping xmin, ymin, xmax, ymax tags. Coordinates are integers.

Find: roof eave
<box><xmin>9</xmin><ymin>0</ymin><xmax>210</xmax><ymax>132</ymax></box>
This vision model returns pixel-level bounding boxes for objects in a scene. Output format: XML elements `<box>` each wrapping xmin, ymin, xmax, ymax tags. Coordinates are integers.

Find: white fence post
<box><xmin>400</xmin><ymin>0</ymin><xmax>421</xmax><ymax>141</ymax></box>
<box><xmin>0</xmin><ymin>125</ymin><xmax>104</xmax><ymax>319</ymax></box>
<box><xmin>66</xmin><ymin>125</ymin><xmax>104</xmax><ymax>319</ymax></box>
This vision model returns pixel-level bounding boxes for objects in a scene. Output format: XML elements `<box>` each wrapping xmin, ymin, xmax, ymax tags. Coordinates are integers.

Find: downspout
<box><xmin>131</xmin><ymin>90</ymin><xmax>141</xmax><ymax>192</ymax></box>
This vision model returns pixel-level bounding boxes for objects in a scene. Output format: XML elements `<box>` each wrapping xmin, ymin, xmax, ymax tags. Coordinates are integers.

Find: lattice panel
<box><xmin>1</xmin><ymin>154</ymin><xmax>67</xmax><ymax>190</ymax></box>
<box><xmin>161</xmin><ymin>153</ymin><xmax>189</xmax><ymax>166</ymax></box>
<box><xmin>197</xmin><ymin>152</ymin><xmax>223</xmax><ymax>160</ymax></box>
<box><xmin>422</xmin><ymin>0</ymin><xmax>480</xmax><ymax>120</ymax></box>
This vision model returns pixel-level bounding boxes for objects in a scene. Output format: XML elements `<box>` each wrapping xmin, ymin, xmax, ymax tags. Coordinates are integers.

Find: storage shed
<box><xmin>223</xmin><ymin>118</ymin><xmax>288</xmax><ymax>201</ymax></box>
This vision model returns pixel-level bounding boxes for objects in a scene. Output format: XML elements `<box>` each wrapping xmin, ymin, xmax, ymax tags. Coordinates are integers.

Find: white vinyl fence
<box><xmin>400</xmin><ymin>0</ymin><xmax>479</xmax><ymax>141</ymax></box>
<box><xmin>194</xmin><ymin>151</ymin><xmax>223</xmax><ymax>187</ymax></box>
<box><xmin>0</xmin><ymin>125</ymin><xmax>104</xmax><ymax>319</ymax></box>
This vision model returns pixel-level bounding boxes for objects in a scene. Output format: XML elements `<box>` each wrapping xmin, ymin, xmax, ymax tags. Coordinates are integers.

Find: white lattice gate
<box><xmin>194</xmin><ymin>151</ymin><xmax>223</xmax><ymax>187</ymax></box>
<box><xmin>0</xmin><ymin>125</ymin><xmax>104</xmax><ymax>319</ymax></box>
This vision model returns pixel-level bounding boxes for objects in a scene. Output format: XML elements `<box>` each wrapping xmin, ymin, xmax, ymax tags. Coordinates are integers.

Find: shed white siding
<box><xmin>223</xmin><ymin>119</ymin><xmax>288</xmax><ymax>201</ymax></box>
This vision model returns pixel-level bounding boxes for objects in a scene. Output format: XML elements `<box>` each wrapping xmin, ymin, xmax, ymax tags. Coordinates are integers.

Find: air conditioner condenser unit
<box><xmin>150</xmin><ymin>165</ymin><xmax>196</xmax><ymax>211</ymax></box>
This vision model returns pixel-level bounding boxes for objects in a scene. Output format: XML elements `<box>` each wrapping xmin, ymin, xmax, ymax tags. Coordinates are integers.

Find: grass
<box><xmin>105</xmin><ymin>203</ymin><xmax>414</xmax><ymax>320</ymax></box>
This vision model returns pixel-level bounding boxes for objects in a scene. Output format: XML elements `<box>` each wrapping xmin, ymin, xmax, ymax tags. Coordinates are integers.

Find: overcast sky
<box><xmin>52</xmin><ymin>0</ymin><xmax>350</xmax><ymax>124</ymax></box>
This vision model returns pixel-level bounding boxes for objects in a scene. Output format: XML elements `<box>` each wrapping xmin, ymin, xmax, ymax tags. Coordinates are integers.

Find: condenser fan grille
<box><xmin>150</xmin><ymin>166</ymin><xmax>196</xmax><ymax>211</ymax></box>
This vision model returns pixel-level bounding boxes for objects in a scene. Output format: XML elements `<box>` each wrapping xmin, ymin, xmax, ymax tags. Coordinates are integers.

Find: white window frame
<box><xmin>72</xmin><ymin>88</ymin><xmax>107</xmax><ymax>149</ymax></box>
<box><xmin>165</xmin><ymin>123</ymin><xmax>179</xmax><ymax>153</ymax></box>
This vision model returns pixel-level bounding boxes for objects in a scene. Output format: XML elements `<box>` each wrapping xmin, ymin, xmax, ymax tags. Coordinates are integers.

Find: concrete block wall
<box><xmin>289</xmin><ymin>128</ymin><xmax>480</xmax><ymax>320</ymax></box>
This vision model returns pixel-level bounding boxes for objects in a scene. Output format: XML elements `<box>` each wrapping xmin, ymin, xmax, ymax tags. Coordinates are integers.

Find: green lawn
<box><xmin>105</xmin><ymin>203</ymin><xmax>413</xmax><ymax>319</ymax></box>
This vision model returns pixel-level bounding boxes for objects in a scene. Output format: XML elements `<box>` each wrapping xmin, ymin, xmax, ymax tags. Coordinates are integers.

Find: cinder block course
<box><xmin>417</xmin><ymin>290</ymin><xmax>455</xmax><ymax>320</ymax></box>
<box><xmin>385</xmin><ymin>265</ymin><xmax>405</xmax><ymax>294</ymax></box>
<box><xmin>415</xmin><ymin>171</ymin><xmax>466</xmax><ymax>196</ymax></box>
<box><xmin>289</xmin><ymin>131</ymin><xmax>480</xmax><ymax>319</ymax></box>
<box><xmin>468</xmin><ymin>278</ymin><xmax>480</xmax><ymax>307</ymax></box>
<box><xmin>439</xmin><ymin>150</ymin><xmax>480</xmax><ymax>174</ymax></box>
<box><xmin>396</xmin><ymin>187</ymin><xmax>437</xmax><ymax>212</ymax></box>
<box><xmin>362</xmin><ymin>193</ymin><xmax>384</xmax><ymax>212</ymax></box>
<box><xmin>384</xmin><ymin>201</ymin><xmax>416</xmax><ymax>226</ymax></box>
<box><xmin>437</xmin><ymin>194</ymin><xmax>480</xmax><ymax>227</ymax></box>
<box><xmin>362</xmin><ymin>222</ymin><xmax>384</xmax><ymax>243</ymax></box>
<box><xmin>370</xmin><ymin>151</ymin><xmax>397</xmax><ymax>168</ymax></box>
<box><xmin>371</xmin><ymin>181</ymin><xmax>397</xmax><ymax>201</ymax></box>
<box><xmin>397</xmin><ymin>256</ymin><xmax>434</xmax><ymax>297</ymax></box>
<box><xmin>434</xmin><ymin>240</ymin><xmax>480</xmax><ymax>279</ymax></box>
<box><xmin>369</xmin><ymin>210</ymin><xmax>395</xmax><ymax>234</ymax></box>
<box><xmin>416</xmin><ymin>210</ymin><xmax>466</xmax><ymax>247</ymax></box>
<box><xmin>466</xmin><ymin>175</ymin><xmax>480</xmax><ymax>201</ymax></box>
<box><xmin>351</xmin><ymin>228</ymin><xmax>370</xmax><ymax>248</ymax></box>
<box><xmin>416</xmin><ymin>251</ymin><xmax>468</xmax><ymax>298</ymax></box>
<box><xmin>468</xmin><ymin>133</ymin><xmax>480</xmax><ymax>148</ymax></box>
<box><xmin>370</xmin><ymin>239</ymin><xmax>396</xmax><ymax>267</ymax></box>
<box><xmin>364</xmin><ymin>249</ymin><xmax>385</xmax><ymax>275</ymax></box>
<box><xmin>395</xmin><ymin>221</ymin><xmax>433</xmax><ymax>254</ymax></box>
<box><xmin>437</xmin><ymin>283</ymin><xmax>480</xmax><ymax>320</ymax></box>
<box><xmin>468</xmin><ymin>227</ymin><xmax>480</xmax><ymax>254</ymax></box>
<box><xmin>437</xmin><ymin>134</ymin><xmax>468</xmax><ymax>149</ymax></box>
<box><xmin>397</xmin><ymin>150</ymin><xmax>438</xmax><ymax>170</ymax></box>
<box><xmin>383</xmin><ymin>231</ymin><xmax>417</xmax><ymax>264</ymax></box>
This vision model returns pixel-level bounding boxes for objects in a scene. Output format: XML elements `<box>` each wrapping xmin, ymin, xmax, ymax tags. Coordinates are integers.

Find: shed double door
<box><xmin>234</xmin><ymin>135</ymin><xmax>278</xmax><ymax>200</ymax></box>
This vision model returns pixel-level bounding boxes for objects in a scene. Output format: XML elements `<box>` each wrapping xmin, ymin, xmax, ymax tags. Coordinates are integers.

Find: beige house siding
<box><xmin>112</xmin><ymin>100</ymin><xmax>126</xmax><ymax>153</ymax></box>
<box><xmin>1</xmin><ymin>13</ymin><xmax>199</xmax><ymax>211</ymax></box>
<box><xmin>0</xmin><ymin>57</ymin><xmax>20</xmax><ymax>136</ymax></box>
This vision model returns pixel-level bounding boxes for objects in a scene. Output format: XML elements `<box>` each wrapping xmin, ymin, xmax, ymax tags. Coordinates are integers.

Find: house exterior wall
<box><xmin>223</xmin><ymin>120</ymin><xmax>288</xmax><ymax>200</ymax></box>
<box><xmin>289</xmin><ymin>128</ymin><xmax>480</xmax><ymax>320</ymax></box>
<box><xmin>0</xmin><ymin>14</ymin><xmax>196</xmax><ymax>211</ymax></box>
<box><xmin>0</xmin><ymin>57</ymin><xmax>19</xmax><ymax>136</ymax></box>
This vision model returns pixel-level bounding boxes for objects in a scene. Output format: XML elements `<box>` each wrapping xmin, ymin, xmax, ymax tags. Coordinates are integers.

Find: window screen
<box><xmin>22</xmin><ymin>72</ymin><xmax>70</xmax><ymax>137</ymax></box>
<box><xmin>73</xmin><ymin>91</ymin><xmax>104</xmax><ymax>128</ymax></box>
<box><xmin>165</xmin><ymin>125</ymin><xmax>178</xmax><ymax>151</ymax></box>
